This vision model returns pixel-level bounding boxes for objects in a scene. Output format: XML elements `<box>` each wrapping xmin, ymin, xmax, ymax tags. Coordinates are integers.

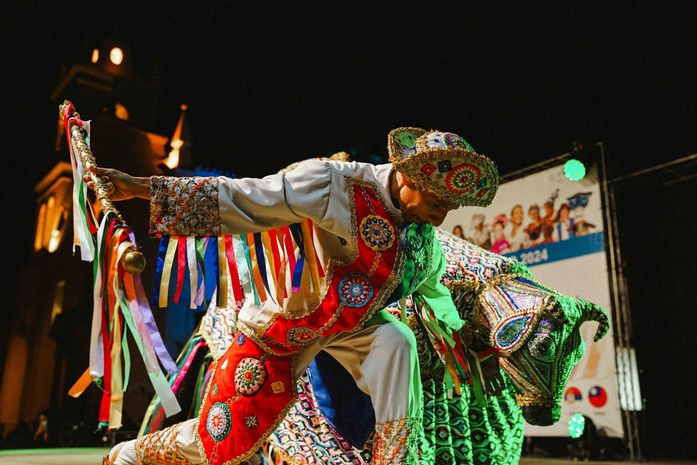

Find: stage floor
<box><xmin>0</xmin><ymin>448</ymin><xmax>109</xmax><ymax>464</ymax></box>
<box><xmin>520</xmin><ymin>460</ymin><xmax>696</xmax><ymax>465</ymax></box>
<box><xmin>0</xmin><ymin>449</ymin><xmax>694</xmax><ymax>465</ymax></box>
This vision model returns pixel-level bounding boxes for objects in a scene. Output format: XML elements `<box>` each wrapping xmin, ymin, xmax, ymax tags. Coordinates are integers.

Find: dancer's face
<box><xmin>397</xmin><ymin>179</ymin><xmax>456</xmax><ymax>226</ymax></box>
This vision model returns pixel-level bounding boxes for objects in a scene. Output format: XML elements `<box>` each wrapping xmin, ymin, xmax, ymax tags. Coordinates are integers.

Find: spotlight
<box><xmin>568</xmin><ymin>412</ymin><xmax>585</xmax><ymax>439</ymax></box>
<box><xmin>91</xmin><ymin>48</ymin><xmax>100</xmax><ymax>63</ymax></box>
<box><xmin>109</xmin><ymin>47</ymin><xmax>124</xmax><ymax>65</ymax></box>
<box><xmin>567</xmin><ymin>413</ymin><xmax>599</xmax><ymax>460</ymax></box>
<box><xmin>563</xmin><ymin>159</ymin><xmax>586</xmax><ymax>181</ymax></box>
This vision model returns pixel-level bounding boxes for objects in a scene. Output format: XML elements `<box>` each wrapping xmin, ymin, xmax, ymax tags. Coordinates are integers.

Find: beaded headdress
<box><xmin>388</xmin><ymin>127</ymin><xmax>499</xmax><ymax>207</ymax></box>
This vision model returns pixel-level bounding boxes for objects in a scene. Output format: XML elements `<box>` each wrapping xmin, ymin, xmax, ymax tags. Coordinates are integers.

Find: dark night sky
<box><xmin>4</xmin><ymin>2</ymin><xmax>697</xmax><ymax>457</ymax></box>
<box><xmin>6</xmin><ymin>2</ymin><xmax>697</xmax><ymax>178</ymax></box>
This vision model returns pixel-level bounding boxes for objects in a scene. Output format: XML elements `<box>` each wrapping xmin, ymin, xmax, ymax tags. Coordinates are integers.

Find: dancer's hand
<box><xmin>481</xmin><ymin>357</ymin><xmax>505</xmax><ymax>396</ymax></box>
<box><xmin>460</xmin><ymin>324</ymin><xmax>474</xmax><ymax>346</ymax></box>
<box><xmin>83</xmin><ymin>166</ymin><xmax>151</xmax><ymax>201</ymax></box>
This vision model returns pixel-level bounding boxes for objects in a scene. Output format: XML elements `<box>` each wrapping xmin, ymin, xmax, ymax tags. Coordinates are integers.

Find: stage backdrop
<box><xmin>441</xmin><ymin>161</ymin><xmax>623</xmax><ymax>438</ymax></box>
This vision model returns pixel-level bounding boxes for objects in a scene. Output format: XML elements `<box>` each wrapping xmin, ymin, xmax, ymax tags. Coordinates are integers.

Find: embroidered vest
<box><xmin>196</xmin><ymin>179</ymin><xmax>405</xmax><ymax>465</ymax></box>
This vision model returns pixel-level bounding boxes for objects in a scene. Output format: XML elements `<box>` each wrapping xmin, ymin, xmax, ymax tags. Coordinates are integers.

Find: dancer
<box><xmin>95</xmin><ymin>128</ymin><xmax>499</xmax><ymax>465</ymax></box>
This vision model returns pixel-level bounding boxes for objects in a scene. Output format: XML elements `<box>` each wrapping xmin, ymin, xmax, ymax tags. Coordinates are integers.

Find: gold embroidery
<box><xmin>372</xmin><ymin>417</ymin><xmax>421</xmax><ymax>465</ymax></box>
<box><xmin>135</xmin><ymin>423</ymin><xmax>195</xmax><ymax>465</ymax></box>
<box><xmin>516</xmin><ymin>393</ymin><xmax>556</xmax><ymax>408</ymax></box>
<box><xmin>271</xmin><ymin>381</ymin><xmax>286</xmax><ymax>394</ymax></box>
<box><xmin>244</xmin><ymin>415</ymin><xmax>258</xmax><ymax>428</ymax></box>
<box><xmin>446</xmin><ymin>279</ymin><xmax>483</xmax><ymax>294</ymax></box>
<box><xmin>149</xmin><ymin>176</ymin><xmax>221</xmax><ymax>237</ymax></box>
<box><xmin>359</xmin><ymin>214</ymin><xmax>396</xmax><ymax>251</ymax></box>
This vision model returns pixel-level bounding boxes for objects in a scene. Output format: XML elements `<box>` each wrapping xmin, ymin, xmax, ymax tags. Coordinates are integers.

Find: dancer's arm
<box><xmin>415</xmin><ymin>237</ymin><xmax>466</xmax><ymax>332</ymax></box>
<box><xmin>87</xmin><ymin>160</ymin><xmax>332</xmax><ymax>237</ymax></box>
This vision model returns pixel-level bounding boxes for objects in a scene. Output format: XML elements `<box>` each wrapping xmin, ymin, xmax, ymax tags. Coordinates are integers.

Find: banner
<box><xmin>441</xmin><ymin>162</ymin><xmax>624</xmax><ymax>438</ymax></box>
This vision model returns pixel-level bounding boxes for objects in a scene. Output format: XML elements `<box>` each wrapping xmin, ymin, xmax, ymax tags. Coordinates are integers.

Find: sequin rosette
<box><xmin>234</xmin><ymin>357</ymin><xmax>267</xmax><ymax>396</ymax></box>
<box><xmin>339</xmin><ymin>272</ymin><xmax>375</xmax><ymax>308</ymax></box>
<box><xmin>360</xmin><ymin>214</ymin><xmax>396</xmax><ymax>251</ymax></box>
<box><xmin>206</xmin><ymin>402</ymin><xmax>232</xmax><ymax>442</ymax></box>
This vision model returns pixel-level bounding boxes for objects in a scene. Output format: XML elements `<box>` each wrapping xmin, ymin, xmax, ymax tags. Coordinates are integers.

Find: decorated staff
<box><xmin>59</xmin><ymin>101</ymin><xmax>180</xmax><ymax>430</ymax></box>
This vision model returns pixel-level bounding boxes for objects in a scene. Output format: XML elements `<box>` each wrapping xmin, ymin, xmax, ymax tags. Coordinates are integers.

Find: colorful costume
<box><xmin>106</xmin><ymin>128</ymin><xmax>499</xmax><ymax>465</ymax></box>
<box><xmin>142</xmin><ymin>225</ymin><xmax>608</xmax><ymax>465</ymax></box>
<box><xmin>135</xmin><ymin>220</ymin><xmax>609</xmax><ymax>465</ymax></box>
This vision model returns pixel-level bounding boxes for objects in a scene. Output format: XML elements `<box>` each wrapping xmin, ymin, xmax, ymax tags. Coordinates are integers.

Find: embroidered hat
<box><xmin>388</xmin><ymin>127</ymin><xmax>499</xmax><ymax>207</ymax></box>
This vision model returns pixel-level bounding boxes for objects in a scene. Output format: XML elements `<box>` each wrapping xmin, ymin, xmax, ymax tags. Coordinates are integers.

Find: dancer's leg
<box><xmin>321</xmin><ymin>310</ymin><xmax>423</xmax><ymax>465</ymax></box>
<box><xmin>105</xmin><ymin>418</ymin><xmax>201</xmax><ymax>465</ymax></box>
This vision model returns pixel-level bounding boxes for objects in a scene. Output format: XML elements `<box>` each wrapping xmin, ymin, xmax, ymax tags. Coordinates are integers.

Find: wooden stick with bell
<box><xmin>59</xmin><ymin>100</ymin><xmax>146</xmax><ymax>274</ymax></box>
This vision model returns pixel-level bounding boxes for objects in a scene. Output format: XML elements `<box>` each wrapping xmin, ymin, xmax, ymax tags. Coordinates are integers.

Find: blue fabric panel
<box><xmin>308</xmin><ymin>351</ymin><xmax>376</xmax><ymax>448</ymax></box>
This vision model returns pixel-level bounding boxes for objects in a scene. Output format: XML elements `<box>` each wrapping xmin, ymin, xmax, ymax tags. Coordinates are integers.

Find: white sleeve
<box><xmin>149</xmin><ymin>160</ymin><xmax>332</xmax><ymax>237</ymax></box>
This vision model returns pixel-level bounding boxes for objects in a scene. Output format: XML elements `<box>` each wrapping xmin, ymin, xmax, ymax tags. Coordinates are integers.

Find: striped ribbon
<box><xmin>412</xmin><ymin>294</ymin><xmax>473</xmax><ymax>396</ymax></box>
<box><xmin>152</xmin><ymin>224</ymin><xmax>326</xmax><ymax>311</ymax></box>
<box><xmin>63</xmin><ymin>104</ymin><xmax>179</xmax><ymax>431</ymax></box>
<box><xmin>69</xmin><ymin>213</ymin><xmax>181</xmax><ymax>430</ymax></box>
<box><xmin>64</xmin><ymin>114</ymin><xmax>96</xmax><ymax>262</ymax></box>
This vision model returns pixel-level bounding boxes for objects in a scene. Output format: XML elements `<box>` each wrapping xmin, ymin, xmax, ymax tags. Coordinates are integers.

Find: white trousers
<box><xmin>108</xmin><ymin>310</ymin><xmax>422</xmax><ymax>465</ymax></box>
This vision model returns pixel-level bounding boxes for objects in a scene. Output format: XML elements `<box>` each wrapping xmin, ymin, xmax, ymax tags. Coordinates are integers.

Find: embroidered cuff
<box><xmin>135</xmin><ymin>424</ymin><xmax>195</xmax><ymax>465</ymax></box>
<box><xmin>372</xmin><ymin>416</ymin><xmax>422</xmax><ymax>465</ymax></box>
<box><xmin>150</xmin><ymin>176</ymin><xmax>222</xmax><ymax>237</ymax></box>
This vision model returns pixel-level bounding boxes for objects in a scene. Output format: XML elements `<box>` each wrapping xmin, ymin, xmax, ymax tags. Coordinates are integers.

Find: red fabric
<box><xmin>197</xmin><ymin>334</ymin><xmax>294</xmax><ymax>463</ymax></box>
<box><xmin>267</xmin><ymin>229</ymin><xmax>282</xmax><ymax>284</ymax></box>
<box><xmin>263</xmin><ymin>185</ymin><xmax>397</xmax><ymax>350</ymax></box>
<box><xmin>225</xmin><ymin>235</ymin><xmax>244</xmax><ymax>305</ymax></box>
<box><xmin>173</xmin><ymin>237</ymin><xmax>187</xmax><ymax>304</ymax></box>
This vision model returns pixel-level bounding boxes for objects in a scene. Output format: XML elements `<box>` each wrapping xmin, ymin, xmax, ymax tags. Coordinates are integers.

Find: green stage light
<box><xmin>568</xmin><ymin>413</ymin><xmax>585</xmax><ymax>439</ymax></box>
<box><xmin>564</xmin><ymin>159</ymin><xmax>586</xmax><ymax>181</ymax></box>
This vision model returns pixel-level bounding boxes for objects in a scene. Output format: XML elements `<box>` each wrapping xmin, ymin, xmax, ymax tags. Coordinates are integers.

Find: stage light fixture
<box><xmin>114</xmin><ymin>103</ymin><xmax>129</xmax><ymax>121</ymax></box>
<box><xmin>568</xmin><ymin>412</ymin><xmax>585</xmax><ymax>439</ymax></box>
<box><xmin>91</xmin><ymin>48</ymin><xmax>100</xmax><ymax>63</ymax></box>
<box><xmin>567</xmin><ymin>413</ymin><xmax>599</xmax><ymax>460</ymax></box>
<box><xmin>109</xmin><ymin>47</ymin><xmax>124</xmax><ymax>65</ymax></box>
<box><xmin>564</xmin><ymin>159</ymin><xmax>586</xmax><ymax>181</ymax></box>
